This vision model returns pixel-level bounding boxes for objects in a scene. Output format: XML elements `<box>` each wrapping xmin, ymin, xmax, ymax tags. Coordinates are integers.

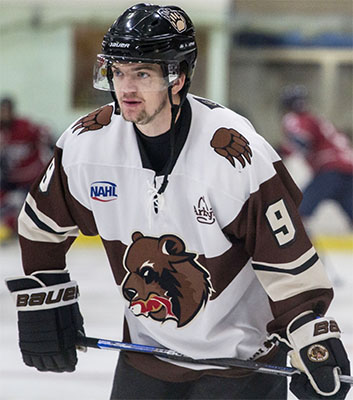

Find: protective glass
<box><xmin>93</xmin><ymin>55</ymin><xmax>180</xmax><ymax>92</ymax></box>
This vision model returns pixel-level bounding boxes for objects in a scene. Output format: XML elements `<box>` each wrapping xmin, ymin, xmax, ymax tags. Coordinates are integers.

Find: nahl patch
<box><xmin>14</xmin><ymin>282</ymin><xmax>79</xmax><ymax>311</ymax></box>
<box><xmin>90</xmin><ymin>181</ymin><xmax>118</xmax><ymax>202</ymax></box>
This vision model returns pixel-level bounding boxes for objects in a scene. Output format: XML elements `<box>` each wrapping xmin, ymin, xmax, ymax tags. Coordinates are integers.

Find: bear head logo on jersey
<box><xmin>122</xmin><ymin>232</ymin><xmax>214</xmax><ymax>327</ymax></box>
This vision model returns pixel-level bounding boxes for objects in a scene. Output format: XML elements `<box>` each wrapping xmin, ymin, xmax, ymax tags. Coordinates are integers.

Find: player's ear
<box><xmin>171</xmin><ymin>73</ymin><xmax>186</xmax><ymax>96</ymax></box>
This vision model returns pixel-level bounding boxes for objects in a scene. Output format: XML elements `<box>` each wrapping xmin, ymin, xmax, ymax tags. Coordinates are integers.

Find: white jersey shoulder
<box><xmin>186</xmin><ymin>94</ymin><xmax>281</xmax><ymax>196</ymax></box>
<box><xmin>56</xmin><ymin>97</ymin><xmax>281</xmax><ymax>201</ymax></box>
<box><xmin>56</xmin><ymin>103</ymin><xmax>140</xmax><ymax>171</ymax></box>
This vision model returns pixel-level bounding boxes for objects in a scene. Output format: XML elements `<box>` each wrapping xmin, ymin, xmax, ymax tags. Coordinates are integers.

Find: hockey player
<box><xmin>279</xmin><ymin>85</ymin><xmax>353</xmax><ymax>227</ymax></box>
<box><xmin>6</xmin><ymin>4</ymin><xmax>351</xmax><ymax>399</ymax></box>
<box><xmin>0</xmin><ymin>97</ymin><xmax>52</xmax><ymax>241</ymax></box>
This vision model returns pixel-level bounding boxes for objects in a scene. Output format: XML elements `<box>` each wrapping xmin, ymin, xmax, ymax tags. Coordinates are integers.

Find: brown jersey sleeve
<box><xmin>18</xmin><ymin>146</ymin><xmax>98</xmax><ymax>275</ymax></box>
<box><xmin>224</xmin><ymin>160</ymin><xmax>333</xmax><ymax>334</ymax></box>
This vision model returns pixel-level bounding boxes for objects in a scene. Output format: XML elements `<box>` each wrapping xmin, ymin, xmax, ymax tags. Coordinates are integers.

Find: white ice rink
<box><xmin>1</xmin><ymin>241</ymin><xmax>352</xmax><ymax>400</ymax></box>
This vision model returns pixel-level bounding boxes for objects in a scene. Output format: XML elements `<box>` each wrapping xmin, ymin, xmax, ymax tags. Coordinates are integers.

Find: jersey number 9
<box><xmin>265</xmin><ymin>199</ymin><xmax>296</xmax><ymax>246</ymax></box>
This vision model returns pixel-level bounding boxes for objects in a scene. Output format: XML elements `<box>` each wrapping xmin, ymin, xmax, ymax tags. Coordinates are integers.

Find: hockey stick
<box><xmin>76</xmin><ymin>336</ymin><xmax>353</xmax><ymax>384</ymax></box>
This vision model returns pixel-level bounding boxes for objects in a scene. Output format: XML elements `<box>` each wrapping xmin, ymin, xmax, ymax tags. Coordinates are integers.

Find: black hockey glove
<box><xmin>6</xmin><ymin>270</ymin><xmax>84</xmax><ymax>373</ymax></box>
<box><xmin>286</xmin><ymin>311</ymin><xmax>350</xmax><ymax>399</ymax></box>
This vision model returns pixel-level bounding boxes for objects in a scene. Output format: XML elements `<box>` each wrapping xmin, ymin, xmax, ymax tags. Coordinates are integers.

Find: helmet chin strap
<box><xmin>157</xmin><ymin>86</ymin><xmax>181</xmax><ymax>195</ymax></box>
<box><xmin>107</xmin><ymin>65</ymin><xmax>120</xmax><ymax>114</ymax></box>
<box><xmin>111</xmin><ymin>91</ymin><xmax>120</xmax><ymax>115</ymax></box>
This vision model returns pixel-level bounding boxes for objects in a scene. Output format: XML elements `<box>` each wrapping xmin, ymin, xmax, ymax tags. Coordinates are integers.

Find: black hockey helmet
<box><xmin>280</xmin><ymin>84</ymin><xmax>308</xmax><ymax>112</ymax></box>
<box><xmin>93</xmin><ymin>3</ymin><xmax>197</xmax><ymax>100</ymax></box>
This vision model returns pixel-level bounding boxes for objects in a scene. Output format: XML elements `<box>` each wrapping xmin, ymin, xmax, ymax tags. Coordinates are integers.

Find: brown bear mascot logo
<box><xmin>122</xmin><ymin>232</ymin><xmax>214</xmax><ymax>327</ymax></box>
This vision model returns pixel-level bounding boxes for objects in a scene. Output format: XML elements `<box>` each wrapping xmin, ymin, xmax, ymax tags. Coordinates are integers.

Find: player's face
<box><xmin>112</xmin><ymin>63</ymin><xmax>170</xmax><ymax>127</ymax></box>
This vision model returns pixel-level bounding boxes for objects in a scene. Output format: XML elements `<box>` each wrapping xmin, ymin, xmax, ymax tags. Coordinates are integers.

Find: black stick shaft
<box><xmin>77</xmin><ymin>335</ymin><xmax>353</xmax><ymax>384</ymax></box>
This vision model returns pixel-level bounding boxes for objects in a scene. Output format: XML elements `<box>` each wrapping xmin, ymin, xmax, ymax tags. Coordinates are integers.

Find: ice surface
<box><xmin>1</xmin><ymin>242</ymin><xmax>352</xmax><ymax>400</ymax></box>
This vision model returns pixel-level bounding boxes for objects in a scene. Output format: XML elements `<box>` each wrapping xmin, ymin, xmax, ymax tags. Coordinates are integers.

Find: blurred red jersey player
<box><xmin>0</xmin><ymin>97</ymin><xmax>53</xmax><ymax>240</ymax></box>
<box><xmin>279</xmin><ymin>85</ymin><xmax>353</xmax><ymax>227</ymax></box>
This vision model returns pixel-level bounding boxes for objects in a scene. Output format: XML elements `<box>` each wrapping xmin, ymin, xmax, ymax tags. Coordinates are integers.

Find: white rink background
<box><xmin>1</xmin><ymin>241</ymin><xmax>352</xmax><ymax>400</ymax></box>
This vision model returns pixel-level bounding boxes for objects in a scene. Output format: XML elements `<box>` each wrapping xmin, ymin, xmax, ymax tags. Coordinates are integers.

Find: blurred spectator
<box><xmin>0</xmin><ymin>97</ymin><xmax>53</xmax><ymax>241</ymax></box>
<box><xmin>278</xmin><ymin>85</ymin><xmax>353</xmax><ymax>228</ymax></box>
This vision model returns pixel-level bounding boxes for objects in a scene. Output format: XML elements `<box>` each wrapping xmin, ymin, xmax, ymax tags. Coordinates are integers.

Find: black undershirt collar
<box><xmin>134</xmin><ymin>99</ymin><xmax>191</xmax><ymax>176</ymax></box>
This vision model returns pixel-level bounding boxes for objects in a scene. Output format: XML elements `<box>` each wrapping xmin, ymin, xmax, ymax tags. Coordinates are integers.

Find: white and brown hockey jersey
<box><xmin>18</xmin><ymin>94</ymin><xmax>333</xmax><ymax>381</ymax></box>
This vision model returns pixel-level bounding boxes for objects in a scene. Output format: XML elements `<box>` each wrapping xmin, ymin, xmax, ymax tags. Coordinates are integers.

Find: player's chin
<box><xmin>121</xmin><ymin>109</ymin><xmax>139</xmax><ymax>123</ymax></box>
<box><xmin>123</xmin><ymin>110</ymin><xmax>149</xmax><ymax>125</ymax></box>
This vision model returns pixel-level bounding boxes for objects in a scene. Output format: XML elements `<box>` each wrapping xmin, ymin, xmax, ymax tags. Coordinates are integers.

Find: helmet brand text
<box><xmin>110</xmin><ymin>42</ymin><xmax>130</xmax><ymax>48</ymax></box>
